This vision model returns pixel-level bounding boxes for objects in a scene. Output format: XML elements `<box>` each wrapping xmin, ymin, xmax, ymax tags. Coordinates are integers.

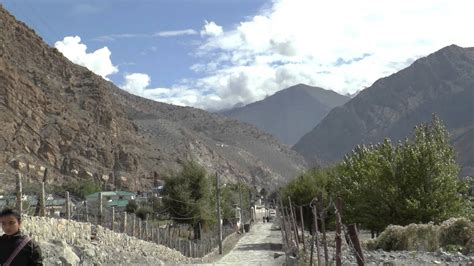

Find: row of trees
<box><xmin>282</xmin><ymin>116</ymin><xmax>472</xmax><ymax>233</ymax></box>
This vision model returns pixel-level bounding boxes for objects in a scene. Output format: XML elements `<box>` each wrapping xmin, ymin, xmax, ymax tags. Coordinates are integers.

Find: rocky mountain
<box><xmin>294</xmin><ymin>45</ymin><xmax>474</xmax><ymax>176</ymax></box>
<box><xmin>221</xmin><ymin>84</ymin><xmax>349</xmax><ymax>145</ymax></box>
<box><xmin>0</xmin><ymin>5</ymin><xmax>306</xmax><ymax>192</ymax></box>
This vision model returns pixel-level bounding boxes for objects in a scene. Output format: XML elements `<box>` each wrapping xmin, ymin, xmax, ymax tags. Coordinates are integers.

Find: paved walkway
<box><xmin>208</xmin><ymin>222</ymin><xmax>285</xmax><ymax>266</ymax></box>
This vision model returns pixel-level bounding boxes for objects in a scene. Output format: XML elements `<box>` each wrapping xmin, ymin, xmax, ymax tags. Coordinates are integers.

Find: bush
<box><xmin>439</xmin><ymin>217</ymin><xmax>474</xmax><ymax>253</ymax></box>
<box><xmin>367</xmin><ymin>217</ymin><xmax>473</xmax><ymax>254</ymax></box>
<box><xmin>125</xmin><ymin>200</ymin><xmax>138</xmax><ymax>213</ymax></box>
<box><xmin>367</xmin><ymin>223</ymin><xmax>439</xmax><ymax>252</ymax></box>
<box><xmin>136</xmin><ymin>206</ymin><xmax>153</xmax><ymax>220</ymax></box>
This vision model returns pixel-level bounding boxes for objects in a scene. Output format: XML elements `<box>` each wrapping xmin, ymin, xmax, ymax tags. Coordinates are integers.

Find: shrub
<box><xmin>366</xmin><ymin>223</ymin><xmax>439</xmax><ymax>252</ymax></box>
<box><xmin>439</xmin><ymin>217</ymin><xmax>474</xmax><ymax>253</ymax></box>
<box><xmin>367</xmin><ymin>217</ymin><xmax>474</xmax><ymax>254</ymax></box>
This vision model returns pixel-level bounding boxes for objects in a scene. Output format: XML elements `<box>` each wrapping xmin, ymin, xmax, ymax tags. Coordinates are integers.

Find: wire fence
<box><xmin>1</xmin><ymin>172</ymin><xmax>238</xmax><ymax>258</ymax></box>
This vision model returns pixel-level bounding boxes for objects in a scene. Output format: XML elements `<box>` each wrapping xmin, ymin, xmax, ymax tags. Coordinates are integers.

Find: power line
<box><xmin>161</xmin><ymin>195</ymin><xmax>199</xmax><ymax>205</ymax></box>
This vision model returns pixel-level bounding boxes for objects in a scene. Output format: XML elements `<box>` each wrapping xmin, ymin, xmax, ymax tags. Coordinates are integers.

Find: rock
<box><xmin>60</xmin><ymin>244</ymin><xmax>80</xmax><ymax>266</ymax></box>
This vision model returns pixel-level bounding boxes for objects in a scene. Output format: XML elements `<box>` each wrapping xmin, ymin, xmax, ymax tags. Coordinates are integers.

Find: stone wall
<box><xmin>0</xmin><ymin>216</ymin><xmax>196</xmax><ymax>264</ymax></box>
<box><xmin>0</xmin><ymin>216</ymin><xmax>91</xmax><ymax>245</ymax></box>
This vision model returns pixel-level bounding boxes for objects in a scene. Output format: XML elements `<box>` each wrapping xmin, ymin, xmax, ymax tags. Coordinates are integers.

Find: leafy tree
<box><xmin>395</xmin><ymin>116</ymin><xmax>470</xmax><ymax>222</ymax></box>
<box><xmin>336</xmin><ymin>139</ymin><xmax>400</xmax><ymax>232</ymax></box>
<box><xmin>282</xmin><ymin>167</ymin><xmax>336</xmax><ymax>230</ymax></box>
<box><xmin>336</xmin><ymin>115</ymin><xmax>471</xmax><ymax>233</ymax></box>
<box><xmin>162</xmin><ymin>161</ymin><xmax>213</xmax><ymax>239</ymax></box>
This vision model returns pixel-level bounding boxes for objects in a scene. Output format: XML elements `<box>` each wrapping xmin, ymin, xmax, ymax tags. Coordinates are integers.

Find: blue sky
<box><xmin>2</xmin><ymin>0</ymin><xmax>474</xmax><ymax>110</ymax></box>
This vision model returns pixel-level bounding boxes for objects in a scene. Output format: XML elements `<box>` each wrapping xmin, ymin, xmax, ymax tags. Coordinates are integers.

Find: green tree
<box><xmin>162</xmin><ymin>161</ymin><xmax>213</xmax><ymax>239</ymax></box>
<box><xmin>282</xmin><ymin>167</ymin><xmax>336</xmax><ymax>229</ymax></box>
<box><xmin>336</xmin><ymin>139</ymin><xmax>400</xmax><ymax>232</ymax></box>
<box><xmin>396</xmin><ymin>116</ymin><xmax>470</xmax><ymax>223</ymax></box>
<box><xmin>336</xmin><ymin>115</ymin><xmax>471</xmax><ymax>233</ymax></box>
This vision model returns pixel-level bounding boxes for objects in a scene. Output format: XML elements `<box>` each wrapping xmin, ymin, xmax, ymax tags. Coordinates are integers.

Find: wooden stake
<box><xmin>288</xmin><ymin>197</ymin><xmax>299</xmax><ymax>250</ymax></box>
<box><xmin>123</xmin><ymin>212</ymin><xmax>128</xmax><ymax>234</ymax></box>
<box><xmin>15</xmin><ymin>171</ymin><xmax>22</xmax><ymax>214</ymax></box>
<box><xmin>335</xmin><ymin>197</ymin><xmax>342</xmax><ymax>266</ymax></box>
<box><xmin>299</xmin><ymin>206</ymin><xmax>306</xmax><ymax>253</ymax></box>
<box><xmin>111</xmin><ymin>207</ymin><xmax>115</xmax><ymax>231</ymax></box>
<box><xmin>65</xmin><ymin>191</ymin><xmax>71</xmax><ymax>220</ymax></box>
<box><xmin>319</xmin><ymin>194</ymin><xmax>329</xmax><ymax>265</ymax></box>
<box><xmin>348</xmin><ymin>224</ymin><xmax>365</xmax><ymax>266</ymax></box>
<box><xmin>97</xmin><ymin>192</ymin><xmax>103</xmax><ymax>226</ymax></box>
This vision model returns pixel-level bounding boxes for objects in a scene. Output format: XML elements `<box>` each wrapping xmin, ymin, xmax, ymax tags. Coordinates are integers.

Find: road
<box><xmin>208</xmin><ymin>222</ymin><xmax>285</xmax><ymax>266</ymax></box>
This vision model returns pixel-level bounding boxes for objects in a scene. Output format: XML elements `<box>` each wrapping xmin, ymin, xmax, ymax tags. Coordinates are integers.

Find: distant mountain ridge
<box><xmin>0</xmin><ymin>5</ymin><xmax>306</xmax><ymax>192</ymax></box>
<box><xmin>221</xmin><ymin>84</ymin><xmax>349</xmax><ymax>145</ymax></box>
<box><xmin>293</xmin><ymin>45</ymin><xmax>474</xmax><ymax>176</ymax></box>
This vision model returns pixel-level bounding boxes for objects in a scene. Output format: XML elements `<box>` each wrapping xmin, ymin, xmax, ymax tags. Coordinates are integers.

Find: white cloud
<box><xmin>154</xmin><ymin>29</ymin><xmax>198</xmax><ymax>37</ymax></box>
<box><xmin>54</xmin><ymin>36</ymin><xmax>118</xmax><ymax>79</ymax></box>
<box><xmin>159</xmin><ymin>0</ymin><xmax>474</xmax><ymax>110</ymax></box>
<box><xmin>120</xmin><ymin>73</ymin><xmax>203</xmax><ymax>107</ymax></box>
<box><xmin>122</xmin><ymin>73</ymin><xmax>151</xmax><ymax>95</ymax></box>
<box><xmin>200</xmin><ymin>21</ymin><xmax>223</xmax><ymax>37</ymax></box>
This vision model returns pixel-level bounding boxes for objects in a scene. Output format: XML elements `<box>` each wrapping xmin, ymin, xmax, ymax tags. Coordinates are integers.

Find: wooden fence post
<box><xmin>348</xmin><ymin>224</ymin><xmax>365</xmax><ymax>266</ymax></box>
<box><xmin>288</xmin><ymin>197</ymin><xmax>299</xmax><ymax>250</ymax></box>
<box><xmin>138</xmin><ymin>219</ymin><xmax>142</xmax><ymax>239</ymax></box>
<box><xmin>123</xmin><ymin>212</ymin><xmax>128</xmax><ymax>234</ymax></box>
<box><xmin>39</xmin><ymin>181</ymin><xmax>46</xmax><ymax>216</ymax></box>
<box><xmin>299</xmin><ymin>205</ymin><xmax>306</xmax><ymax>253</ymax></box>
<box><xmin>278</xmin><ymin>198</ymin><xmax>289</xmax><ymax>248</ymax></box>
<box><xmin>145</xmin><ymin>219</ymin><xmax>148</xmax><ymax>241</ymax></box>
<box><xmin>15</xmin><ymin>171</ymin><xmax>22</xmax><ymax>214</ymax></box>
<box><xmin>157</xmin><ymin>227</ymin><xmax>161</xmax><ymax>244</ymax></box>
<box><xmin>111</xmin><ymin>207</ymin><xmax>115</xmax><ymax>231</ymax></box>
<box><xmin>84</xmin><ymin>201</ymin><xmax>89</xmax><ymax>222</ymax></box>
<box><xmin>132</xmin><ymin>215</ymin><xmax>136</xmax><ymax>237</ymax></box>
<box><xmin>65</xmin><ymin>191</ymin><xmax>71</xmax><ymax>220</ymax></box>
<box><xmin>319</xmin><ymin>194</ymin><xmax>329</xmax><ymax>265</ymax></box>
<box><xmin>310</xmin><ymin>203</ymin><xmax>321</xmax><ymax>266</ymax></box>
<box><xmin>151</xmin><ymin>227</ymin><xmax>155</xmax><ymax>243</ymax></box>
<box><xmin>97</xmin><ymin>192</ymin><xmax>103</xmax><ymax>226</ymax></box>
<box><xmin>335</xmin><ymin>197</ymin><xmax>342</xmax><ymax>266</ymax></box>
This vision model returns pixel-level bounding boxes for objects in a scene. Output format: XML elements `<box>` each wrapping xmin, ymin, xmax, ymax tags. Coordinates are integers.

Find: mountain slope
<box><xmin>221</xmin><ymin>84</ymin><xmax>349</xmax><ymax>145</ymax></box>
<box><xmin>0</xmin><ymin>5</ymin><xmax>306</xmax><ymax>192</ymax></box>
<box><xmin>293</xmin><ymin>45</ymin><xmax>474</xmax><ymax>176</ymax></box>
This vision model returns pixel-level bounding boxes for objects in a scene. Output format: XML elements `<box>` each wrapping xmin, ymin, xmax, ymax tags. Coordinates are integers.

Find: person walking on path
<box><xmin>0</xmin><ymin>208</ymin><xmax>43</xmax><ymax>266</ymax></box>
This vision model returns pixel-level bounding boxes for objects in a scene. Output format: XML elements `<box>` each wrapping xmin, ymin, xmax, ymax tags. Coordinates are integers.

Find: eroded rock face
<box><xmin>0</xmin><ymin>5</ymin><xmax>306</xmax><ymax>192</ymax></box>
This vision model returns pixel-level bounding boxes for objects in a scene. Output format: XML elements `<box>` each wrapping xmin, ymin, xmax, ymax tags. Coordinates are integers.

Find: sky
<box><xmin>2</xmin><ymin>0</ymin><xmax>474</xmax><ymax>111</ymax></box>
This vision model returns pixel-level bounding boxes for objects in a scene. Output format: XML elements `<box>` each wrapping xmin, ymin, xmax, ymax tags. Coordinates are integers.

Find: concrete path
<box><xmin>207</xmin><ymin>222</ymin><xmax>285</xmax><ymax>266</ymax></box>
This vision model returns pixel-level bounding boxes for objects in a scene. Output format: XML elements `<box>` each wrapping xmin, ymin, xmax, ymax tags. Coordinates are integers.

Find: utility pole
<box><xmin>216</xmin><ymin>172</ymin><xmax>223</xmax><ymax>254</ymax></box>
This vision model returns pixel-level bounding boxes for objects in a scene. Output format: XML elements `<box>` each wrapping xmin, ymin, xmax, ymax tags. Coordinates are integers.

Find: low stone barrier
<box><xmin>0</xmin><ymin>216</ymin><xmax>91</xmax><ymax>245</ymax></box>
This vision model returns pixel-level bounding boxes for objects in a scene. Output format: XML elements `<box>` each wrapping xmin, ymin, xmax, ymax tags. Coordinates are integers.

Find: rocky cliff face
<box><xmin>293</xmin><ymin>45</ymin><xmax>474</xmax><ymax>176</ymax></box>
<box><xmin>0</xmin><ymin>5</ymin><xmax>306</xmax><ymax>192</ymax></box>
<box><xmin>221</xmin><ymin>84</ymin><xmax>349</xmax><ymax>145</ymax></box>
